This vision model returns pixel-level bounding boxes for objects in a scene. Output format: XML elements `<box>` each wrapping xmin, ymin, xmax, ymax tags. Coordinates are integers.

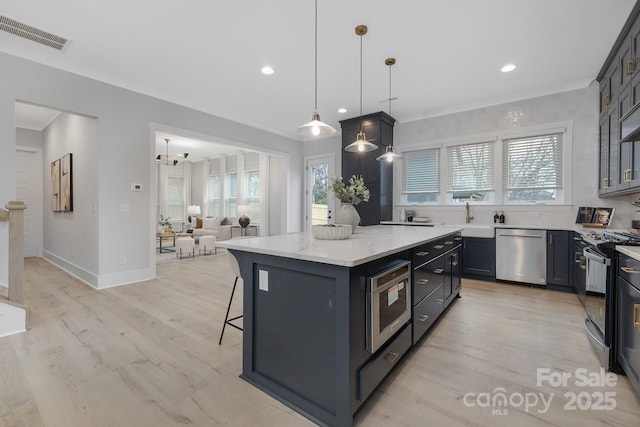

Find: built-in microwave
<box><xmin>366</xmin><ymin>261</ymin><xmax>412</xmax><ymax>353</ymax></box>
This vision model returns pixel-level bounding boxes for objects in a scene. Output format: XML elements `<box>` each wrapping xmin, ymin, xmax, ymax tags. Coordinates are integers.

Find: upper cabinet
<box><xmin>598</xmin><ymin>3</ymin><xmax>640</xmax><ymax>197</ymax></box>
<box><xmin>340</xmin><ymin>112</ymin><xmax>395</xmax><ymax>225</ymax></box>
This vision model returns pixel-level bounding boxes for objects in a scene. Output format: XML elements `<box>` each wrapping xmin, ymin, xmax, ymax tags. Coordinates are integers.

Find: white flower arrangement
<box><xmin>330</xmin><ymin>175</ymin><xmax>370</xmax><ymax>206</ymax></box>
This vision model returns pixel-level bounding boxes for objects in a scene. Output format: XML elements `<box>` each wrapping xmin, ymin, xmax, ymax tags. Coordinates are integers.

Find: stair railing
<box><xmin>0</xmin><ymin>201</ymin><xmax>26</xmax><ymax>304</ymax></box>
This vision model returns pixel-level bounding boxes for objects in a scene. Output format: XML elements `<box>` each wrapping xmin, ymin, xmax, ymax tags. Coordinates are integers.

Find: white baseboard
<box><xmin>42</xmin><ymin>250</ymin><xmax>99</xmax><ymax>288</ymax></box>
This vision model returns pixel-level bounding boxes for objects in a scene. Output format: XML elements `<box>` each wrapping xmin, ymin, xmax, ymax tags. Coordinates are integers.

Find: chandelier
<box><xmin>156</xmin><ymin>138</ymin><xmax>188</xmax><ymax>166</ymax></box>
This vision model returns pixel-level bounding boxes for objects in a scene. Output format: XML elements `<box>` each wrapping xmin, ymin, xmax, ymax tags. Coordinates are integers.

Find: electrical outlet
<box><xmin>119</xmin><ymin>255</ymin><xmax>127</xmax><ymax>265</ymax></box>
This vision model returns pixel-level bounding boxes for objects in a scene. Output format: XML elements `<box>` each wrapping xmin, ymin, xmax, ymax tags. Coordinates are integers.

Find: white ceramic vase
<box><xmin>335</xmin><ymin>203</ymin><xmax>361</xmax><ymax>232</ymax></box>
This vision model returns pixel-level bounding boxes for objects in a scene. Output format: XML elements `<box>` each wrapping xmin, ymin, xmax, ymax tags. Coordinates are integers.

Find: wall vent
<box><xmin>0</xmin><ymin>15</ymin><xmax>69</xmax><ymax>50</ymax></box>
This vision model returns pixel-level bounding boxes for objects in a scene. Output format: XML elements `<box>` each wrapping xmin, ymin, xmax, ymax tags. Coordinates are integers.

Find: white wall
<box><xmin>16</xmin><ymin>128</ymin><xmax>43</xmax><ymax>149</ymax></box>
<box><xmin>42</xmin><ymin>113</ymin><xmax>99</xmax><ymax>282</ymax></box>
<box><xmin>0</xmin><ymin>52</ymin><xmax>303</xmax><ymax>288</ymax></box>
<box><xmin>306</xmin><ymin>84</ymin><xmax>639</xmax><ymax>229</ymax></box>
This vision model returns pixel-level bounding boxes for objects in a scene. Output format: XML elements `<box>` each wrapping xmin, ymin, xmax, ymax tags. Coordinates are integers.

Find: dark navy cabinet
<box><xmin>412</xmin><ymin>233</ymin><xmax>461</xmax><ymax>344</ymax></box>
<box><xmin>340</xmin><ymin>112</ymin><xmax>395</xmax><ymax>225</ymax></box>
<box><xmin>546</xmin><ymin>230</ymin><xmax>572</xmax><ymax>289</ymax></box>
<box><xmin>617</xmin><ymin>253</ymin><xmax>640</xmax><ymax>399</ymax></box>
<box><xmin>461</xmin><ymin>237</ymin><xmax>495</xmax><ymax>280</ymax></box>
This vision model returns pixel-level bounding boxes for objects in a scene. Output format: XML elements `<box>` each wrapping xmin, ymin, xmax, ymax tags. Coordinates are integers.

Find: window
<box><xmin>207</xmin><ymin>175</ymin><xmax>221</xmax><ymax>216</ymax></box>
<box><xmin>243</xmin><ymin>152</ymin><xmax>260</xmax><ymax>223</ymax></box>
<box><xmin>224</xmin><ymin>172</ymin><xmax>237</xmax><ymax>216</ymax></box>
<box><xmin>244</xmin><ymin>170</ymin><xmax>260</xmax><ymax>223</ymax></box>
<box><xmin>447</xmin><ymin>141</ymin><xmax>494</xmax><ymax>202</ymax></box>
<box><xmin>167</xmin><ymin>177</ymin><xmax>184</xmax><ymax>220</ymax></box>
<box><xmin>402</xmin><ymin>148</ymin><xmax>439</xmax><ymax>203</ymax></box>
<box><xmin>503</xmin><ymin>133</ymin><xmax>563</xmax><ymax>202</ymax></box>
<box><xmin>207</xmin><ymin>158</ymin><xmax>221</xmax><ymax>216</ymax></box>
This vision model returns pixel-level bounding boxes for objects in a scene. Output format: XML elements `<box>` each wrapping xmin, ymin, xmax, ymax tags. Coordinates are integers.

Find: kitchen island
<box><xmin>217</xmin><ymin>225</ymin><xmax>462</xmax><ymax>427</ymax></box>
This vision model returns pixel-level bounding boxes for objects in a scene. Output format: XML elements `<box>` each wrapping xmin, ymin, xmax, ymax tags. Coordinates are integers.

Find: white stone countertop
<box><xmin>617</xmin><ymin>246</ymin><xmax>640</xmax><ymax>261</ymax></box>
<box><xmin>216</xmin><ymin>225</ymin><xmax>462</xmax><ymax>267</ymax></box>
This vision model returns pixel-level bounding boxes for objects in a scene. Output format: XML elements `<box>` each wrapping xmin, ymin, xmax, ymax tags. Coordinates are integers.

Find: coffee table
<box><xmin>156</xmin><ymin>232</ymin><xmax>189</xmax><ymax>253</ymax></box>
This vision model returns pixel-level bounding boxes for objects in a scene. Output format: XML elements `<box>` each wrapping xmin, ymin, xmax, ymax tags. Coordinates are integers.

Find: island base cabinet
<box><xmin>358</xmin><ymin>324</ymin><xmax>412</xmax><ymax>402</ymax></box>
<box><xmin>618</xmin><ymin>276</ymin><xmax>640</xmax><ymax>398</ymax></box>
<box><xmin>412</xmin><ymin>285</ymin><xmax>444</xmax><ymax>344</ymax></box>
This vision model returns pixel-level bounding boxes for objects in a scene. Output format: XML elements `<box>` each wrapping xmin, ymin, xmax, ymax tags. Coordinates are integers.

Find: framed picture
<box><xmin>51</xmin><ymin>153</ymin><xmax>73</xmax><ymax>212</ymax></box>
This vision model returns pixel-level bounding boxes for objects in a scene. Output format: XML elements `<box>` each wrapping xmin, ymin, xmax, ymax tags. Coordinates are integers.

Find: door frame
<box><xmin>304</xmin><ymin>153</ymin><xmax>336</xmax><ymax>232</ymax></box>
<box><xmin>15</xmin><ymin>145</ymin><xmax>43</xmax><ymax>257</ymax></box>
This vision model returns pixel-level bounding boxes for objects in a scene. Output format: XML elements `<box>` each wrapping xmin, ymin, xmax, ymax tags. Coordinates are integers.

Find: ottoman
<box><xmin>199</xmin><ymin>235</ymin><xmax>217</xmax><ymax>255</ymax></box>
<box><xmin>175</xmin><ymin>237</ymin><xmax>195</xmax><ymax>259</ymax></box>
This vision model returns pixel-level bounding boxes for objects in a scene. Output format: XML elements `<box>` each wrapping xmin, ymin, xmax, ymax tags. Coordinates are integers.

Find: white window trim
<box><xmin>395</xmin><ymin>121</ymin><xmax>573</xmax><ymax>207</ymax></box>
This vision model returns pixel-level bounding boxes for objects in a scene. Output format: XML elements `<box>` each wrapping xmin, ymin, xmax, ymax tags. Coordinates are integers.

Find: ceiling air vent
<box><xmin>0</xmin><ymin>15</ymin><xmax>69</xmax><ymax>50</ymax></box>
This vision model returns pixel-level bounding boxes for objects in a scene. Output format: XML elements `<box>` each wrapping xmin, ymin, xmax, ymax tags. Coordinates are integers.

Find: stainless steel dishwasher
<box><xmin>496</xmin><ymin>228</ymin><xmax>547</xmax><ymax>285</ymax></box>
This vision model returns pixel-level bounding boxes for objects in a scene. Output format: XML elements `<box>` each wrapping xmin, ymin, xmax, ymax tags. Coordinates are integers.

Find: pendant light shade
<box><xmin>376</xmin><ymin>144</ymin><xmax>402</xmax><ymax>161</ymax></box>
<box><xmin>297</xmin><ymin>0</ymin><xmax>336</xmax><ymax>137</ymax></box>
<box><xmin>345</xmin><ymin>131</ymin><xmax>378</xmax><ymax>152</ymax></box>
<box><xmin>377</xmin><ymin>57</ymin><xmax>401</xmax><ymax>162</ymax></box>
<box><xmin>298</xmin><ymin>112</ymin><xmax>336</xmax><ymax>137</ymax></box>
<box><xmin>345</xmin><ymin>25</ymin><xmax>377</xmax><ymax>153</ymax></box>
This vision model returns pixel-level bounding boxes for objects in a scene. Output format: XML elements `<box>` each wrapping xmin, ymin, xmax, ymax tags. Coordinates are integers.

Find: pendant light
<box><xmin>377</xmin><ymin>57</ymin><xmax>402</xmax><ymax>162</ymax></box>
<box><xmin>297</xmin><ymin>0</ymin><xmax>336</xmax><ymax>137</ymax></box>
<box><xmin>344</xmin><ymin>25</ymin><xmax>378</xmax><ymax>153</ymax></box>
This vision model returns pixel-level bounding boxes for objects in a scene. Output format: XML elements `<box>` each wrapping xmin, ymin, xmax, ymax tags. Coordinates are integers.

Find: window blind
<box><xmin>503</xmin><ymin>133</ymin><xmax>563</xmax><ymax>199</ymax></box>
<box><xmin>402</xmin><ymin>148</ymin><xmax>440</xmax><ymax>194</ymax></box>
<box><xmin>209</xmin><ymin>158</ymin><xmax>220</xmax><ymax>176</ymax></box>
<box><xmin>447</xmin><ymin>142</ymin><xmax>494</xmax><ymax>191</ymax></box>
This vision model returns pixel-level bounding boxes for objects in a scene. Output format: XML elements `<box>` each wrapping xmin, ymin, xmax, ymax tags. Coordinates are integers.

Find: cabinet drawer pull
<box><xmin>384</xmin><ymin>351</ymin><xmax>399</xmax><ymax>364</ymax></box>
<box><xmin>574</xmin><ymin>251</ymin><xmax>582</xmax><ymax>263</ymax></box>
<box><xmin>602</xmin><ymin>177</ymin><xmax>610</xmax><ymax>188</ymax></box>
<box><xmin>604</xmin><ymin>93</ymin><xmax>610</xmax><ymax>106</ymax></box>
<box><xmin>433</xmin><ymin>268</ymin><xmax>444</xmax><ymax>274</ymax></box>
<box><xmin>580</xmin><ymin>256</ymin><xmax>586</xmax><ymax>270</ymax></box>
<box><xmin>433</xmin><ymin>244</ymin><xmax>444</xmax><ymax>249</ymax></box>
<box><xmin>451</xmin><ymin>253</ymin><xmax>459</xmax><ymax>266</ymax></box>
<box><xmin>624</xmin><ymin>169</ymin><xmax>632</xmax><ymax>183</ymax></box>
<box><xmin>418</xmin><ymin>314</ymin><xmax>429</xmax><ymax>322</ymax></box>
<box><xmin>417</xmin><ymin>279</ymin><xmax>429</xmax><ymax>285</ymax></box>
<box><xmin>436</xmin><ymin>299</ymin><xmax>443</xmax><ymax>304</ymax></box>
<box><xmin>634</xmin><ymin>304</ymin><xmax>640</xmax><ymax>328</ymax></box>
<box><xmin>627</xmin><ymin>58</ymin><xmax>636</xmax><ymax>75</ymax></box>
<box><xmin>416</xmin><ymin>251</ymin><xmax>430</xmax><ymax>256</ymax></box>
<box><xmin>621</xmin><ymin>266</ymin><xmax>640</xmax><ymax>274</ymax></box>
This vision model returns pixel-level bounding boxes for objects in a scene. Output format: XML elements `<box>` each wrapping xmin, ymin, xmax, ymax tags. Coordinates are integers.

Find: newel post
<box><xmin>6</xmin><ymin>200</ymin><xmax>25</xmax><ymax>304</ymax></box>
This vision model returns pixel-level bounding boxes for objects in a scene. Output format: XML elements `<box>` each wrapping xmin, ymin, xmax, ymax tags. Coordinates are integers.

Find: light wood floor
<box><xmin>1</xmin><ymin>256</ymin><xmax>639</xmax><ymax>427</ymax></box>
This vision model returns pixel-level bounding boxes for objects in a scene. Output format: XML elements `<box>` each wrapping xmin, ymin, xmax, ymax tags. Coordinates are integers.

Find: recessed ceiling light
<box><xmin>501</xmin><ymin>64</ymin><xmax>516</xmax><ymax>73</ymax></box>
<box><xmin>261</xmin><ymin>66</ymin><xmax>274</xmax><ymax>75</ymax></box>
<box><xmin>338</xmin><ymin>108</ymin><xmax>347</xmax><ymax>114</ymax></box>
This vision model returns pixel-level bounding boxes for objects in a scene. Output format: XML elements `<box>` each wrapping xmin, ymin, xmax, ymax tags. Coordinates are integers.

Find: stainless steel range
<box><xmin>579</xmin><ymin>230</ymin><xmax>640</xmax><ymax>371</ymax></box>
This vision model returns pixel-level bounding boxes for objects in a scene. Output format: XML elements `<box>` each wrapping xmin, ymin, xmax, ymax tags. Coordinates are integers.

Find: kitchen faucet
<box><xmin>465</xmin><ymin>202</ymin><xmax>474</xmax><ymax>223</ymax></box>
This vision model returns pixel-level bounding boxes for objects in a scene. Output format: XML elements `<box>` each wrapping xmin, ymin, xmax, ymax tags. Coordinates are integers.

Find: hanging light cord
<box><xmin>314</xmin><ymin>0</ymin><xmax>318</xmax><ymax>112</ymax></box>
<box><xmin>359</xmin><ymin>31</ymin><xmax>363</xmax><ymax>132</ymax></box>
<box><xmin>388</xmin><ymin>62</ymin><xmax>392</xmax><ymax>116</ymax></box>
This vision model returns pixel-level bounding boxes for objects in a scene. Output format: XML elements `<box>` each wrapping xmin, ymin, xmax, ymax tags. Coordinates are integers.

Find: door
<box><xmin>304</xmin><ymin>155</ymin><xmax>335</xmax><ymax>232</ymax></box>
<box><xmin>15</xmin><ymin>148</ymin><xmax>43</xmax><ymax>257</ymax></box>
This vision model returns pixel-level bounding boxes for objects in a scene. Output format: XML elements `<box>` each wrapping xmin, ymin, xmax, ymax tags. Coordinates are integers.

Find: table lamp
<box><xmin>187</xmin><ymin>205</ymin><xmax>201</xmax><ymax>226</ymax></box>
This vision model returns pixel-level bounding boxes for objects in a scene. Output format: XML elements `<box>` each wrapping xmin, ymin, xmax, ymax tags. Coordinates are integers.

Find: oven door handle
<box><xmin>583</xmin><ymin>247</ymin><xmax>611</xmax><ymax>266</ymax></box>
<box><xmin>584</xmin><ymin>316</ymin><xmax>605</xmax><ymax>348</ymax></box>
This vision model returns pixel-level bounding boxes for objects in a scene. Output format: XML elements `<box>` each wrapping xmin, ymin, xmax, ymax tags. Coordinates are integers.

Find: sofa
<box><xmin>191</xmin><ymin>217</ymin><xmax>238</xmax><ymax>241</ymax></box>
